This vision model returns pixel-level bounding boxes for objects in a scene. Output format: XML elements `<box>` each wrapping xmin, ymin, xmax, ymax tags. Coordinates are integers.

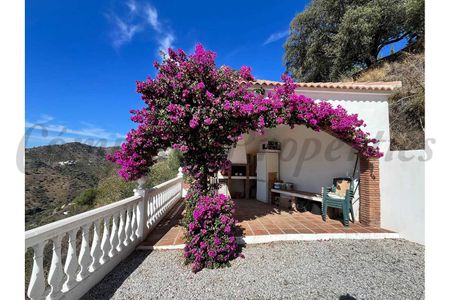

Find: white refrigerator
<box><xmin>256</xmin><ymin>152</ymin><xmax>279</xmax><ymax>203</ymax></box>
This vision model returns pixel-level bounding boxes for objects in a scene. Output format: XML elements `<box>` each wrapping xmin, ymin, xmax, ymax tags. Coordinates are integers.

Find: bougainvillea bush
<box><xmin>183</xmin><ymin>193</ymin><xmax>241</xmax><ymax>272</ymax></box>
<box><xmin>107</xmin><ymin>43</ymin><xmax>382</xmax><ymax>272</ymax></box>
<box><xmin>107</xmin><ymin>44</ymin><xmax>266</xmax><ymax>190</ymax></box>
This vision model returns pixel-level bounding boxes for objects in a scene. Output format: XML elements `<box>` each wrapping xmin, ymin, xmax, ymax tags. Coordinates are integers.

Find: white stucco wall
<box><xmin>244</xmin><ymin>126</ymin><xmax>358</xmax><ymax>192</ymax></box>
<box><xmin>294</xmin><ymin>88</ymin><xmax>392</xmax><ymax>154</ymax></box>
<box><xmin>380</xmin><ymin>150</ymin><xmax>425</xmax><ymax>244</ymax></box>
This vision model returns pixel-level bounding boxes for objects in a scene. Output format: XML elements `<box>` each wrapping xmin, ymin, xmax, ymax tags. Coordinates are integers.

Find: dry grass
<box><xmin>349</xmin><ymin>52</ymin><xmax>425</xmax><ymax>150</ymax></box>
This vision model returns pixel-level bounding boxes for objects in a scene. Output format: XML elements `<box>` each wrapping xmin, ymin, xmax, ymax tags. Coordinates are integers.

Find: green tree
<box><xmin>94</xmin><ymin>149</ymin><xmax>182</xmax><ymax>206</ymax></box>
<box><xmin>74</xmin><ymin>189</ymin><xmax>97</xmax><ymax>206</ymax></box>
<box><xmin>284</xmin><ymin>0</ymin><xmax>424</xmax><ymax>82</ymax></box>
<box><xmin>145</xmin><ymin>149</ymin><xmax>182</xmax><ymax>188</ymax></box>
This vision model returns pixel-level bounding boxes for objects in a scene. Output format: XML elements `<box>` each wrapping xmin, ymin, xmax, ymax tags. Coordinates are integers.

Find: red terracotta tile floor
<box><xmin>139</xmin><ymin>198</ymin><xmax>394</xmax><ymax>249</ymax></box>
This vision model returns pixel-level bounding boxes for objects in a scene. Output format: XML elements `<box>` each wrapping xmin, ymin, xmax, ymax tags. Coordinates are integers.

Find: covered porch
<box><xmin>139</xmin><ymin>198</ymin><xmax>396</xmax><ymax>250</ymax></box>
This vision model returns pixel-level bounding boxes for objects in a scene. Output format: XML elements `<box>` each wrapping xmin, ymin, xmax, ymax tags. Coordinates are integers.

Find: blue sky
<box><xmin>25</xmin><ymin>0</ymin><xmax>404</xmax><ymax>148</ymax></box>
<box><xmin>25</xmin><ymin>0</ymin><xmax>309</xmax><ymax>148</ymax></box>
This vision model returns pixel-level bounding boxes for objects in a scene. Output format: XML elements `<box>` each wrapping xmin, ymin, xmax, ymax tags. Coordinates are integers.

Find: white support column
<box><xmin>134</xmin><ymin>177</ymin><xmax>147</xmax><ymax>241</ymax></box>
<box><xmin>177</xmin><ymin>167</ymin><xmax>184</xmax><ymax>197</ymax></box>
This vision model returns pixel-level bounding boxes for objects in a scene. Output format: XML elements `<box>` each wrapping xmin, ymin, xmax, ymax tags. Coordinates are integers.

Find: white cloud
<box><xmin>25</xmin><ymin>116</ymin><xmax>126</xmax><ymax>147</ymax></box>
<box><xmin>143</xmin><ymin>3</ymin><xmax>174</xmax><ymax>53</ymax></box>
<box><xmin>158</xmin><ymin>33</ymin><xmax>175</xmax><ymax>52</ymax></box>
<box><xmin>106</xmin><ymin>1</ymin><xmax>175</xmax><ymax>53</ymax></box>
<box><xmin>107</xmin><ymin>14</ymin><xmax>141</xmax><ymax>48</ymax></box>
<box><xmin>36</xmin><ymin>113</ymin><xmax>54</xmax><ymax>124</ymax></box>
<box><xmin>126</xmin><ymin>0</ymin><xmax>137</xmax><ymax>13</ymax></box>
<box><xmin>263</xmin><ymin>30</ymin><xmax>289</xmax><ymax>45</ymax></box>
<box><xmin>145</xmin><ymin>4</ymin><xmax>160</xmax><ymax>32</ymax></box>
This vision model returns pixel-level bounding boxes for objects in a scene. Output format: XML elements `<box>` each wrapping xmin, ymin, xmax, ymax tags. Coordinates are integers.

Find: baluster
<box><xmin>124</xmin><ymin>206</ymin><xmax>132</xmax><ymax>246</ymax></box>
<box><xmin>136</xmin><ymin>197</ymin><xmax>146</xmax><ymax>240</ymax></box>
<box><xmin>157</xmin><ymin>193</ymin><xmax>161</xmax><ymax>217</ymax></box>
<box><xmin>90</xmin><ymin>220</ymin><xmax>102</xmax><ymax>271</ymax></box>
<box><xmin>47</xmin><ymin>235</ymin><xmax>63</xmax><ymax>299</ymax></box>
<box><xmin>63</xmin><ymin>229</ymin><xmax>78</xmax><ymax>292</ymax></box>
<box><xmin>77</xmin><ymin>224</ymin><xmax>92</xmax><ymax>281</ymax></box>
<box><xmin>27</xmin><ymin>242</ymin><xmax>46</xmax><ymax>300</ymax></box>
<box><xmin>109</xmin><ymin>213</ymin><xmax>119</xmax><ymax>257</ymax></box>
<box><xmin>117</xmin><ymin>210</ymin><xmax>126</xmax><ymax>252</ymax></box>
<box><xmin>100</xmin><ymin>216</ymin><xmax>112</xmax><ymax>264</ymax></box>
<box><xmin>130</xmin><ymin>203</ymin><xmax>137</xmax><ymax>242</ymax></box>
<box><xmin>150</xmin><ymin>195</ymin><xmax>155</xmax><ymax>225</ymax></box>
<box><xmin>163</xmin><ymin>190</ymin><xmax>167</xmax><ymax>209</ymax></box>
<box><xmin>155</xmin><ymin>193</ymin><xmax>159</xmax><ymax>220</ymax></box>
<box><xmin>154</xmin><ymin>194</ymin><xmax>158</xmax><ymax>217</ymax></box>
<box><xmin>164</xmin><ymin>191</ymin><xmax>167</xmax><ymax>208</ymax></box>
<box><xmin>147</xmin><ymin>195</ymin><xmax>153</xmax><ymax>228</ymax></box>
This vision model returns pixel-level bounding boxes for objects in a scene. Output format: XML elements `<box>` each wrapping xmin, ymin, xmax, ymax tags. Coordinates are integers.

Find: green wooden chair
<box><xmin>322</xmin><ymin>177</ymin><xmax>355</xmax><ymax>226</ymax></box>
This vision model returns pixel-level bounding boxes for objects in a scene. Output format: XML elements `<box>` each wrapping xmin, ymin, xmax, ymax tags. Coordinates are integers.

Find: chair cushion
<box><xmin>335</xmin><ymin>179</ymin><xmax>351</xmax><ymax>197</ymax></box>
<box><xmin>327</xmin><ymin>192</ymin><xmax>345</xmax><ymax>200</ymax></box>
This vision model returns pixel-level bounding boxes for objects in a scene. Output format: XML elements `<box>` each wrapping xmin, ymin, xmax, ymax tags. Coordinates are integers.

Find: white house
<box><xmin>226</xmin><ymin>79</ymin><xmax>424</xmax><ymax>244</ymax></box>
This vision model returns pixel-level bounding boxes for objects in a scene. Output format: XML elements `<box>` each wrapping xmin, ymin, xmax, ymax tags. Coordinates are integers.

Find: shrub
<box><xmin>183</xmin><ymin>193</ymin><xmax>241</xmax><ymax>272</ymax></box>
<box><xmin>74</xmin><ymin>189</ymin><xmax>97</xmax><ymax>206</ymax></box>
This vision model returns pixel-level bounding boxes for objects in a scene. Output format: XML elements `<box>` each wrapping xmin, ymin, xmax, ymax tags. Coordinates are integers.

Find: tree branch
<box><xmin>376</xmin><ymin>32</ymin><xmax>411</xmax><ymax>58</ymax></box>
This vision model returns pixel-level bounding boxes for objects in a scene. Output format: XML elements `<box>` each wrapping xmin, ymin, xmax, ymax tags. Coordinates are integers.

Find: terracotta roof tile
<box><xmin>252</xmin><ymin>79</ymin><xmax>402</xmax><ymax>91</ymax></box>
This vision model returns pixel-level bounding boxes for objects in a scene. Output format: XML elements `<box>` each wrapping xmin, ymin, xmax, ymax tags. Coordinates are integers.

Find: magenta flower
<box><xmin>189</xmin><ymin>118</ymin><xmax>199</xmax><ymax>129</ymax></box>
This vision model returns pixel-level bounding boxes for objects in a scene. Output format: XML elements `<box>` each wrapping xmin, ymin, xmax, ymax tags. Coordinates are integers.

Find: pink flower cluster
<box><xmin>184</xmin><ymin>193</ymin><xmax>241</xmax><ymax>272</ymax></box>
<box><xmin>108</xmin><ymin>44</ymin><xmax>381</xmax><ymax>183</ymax></box>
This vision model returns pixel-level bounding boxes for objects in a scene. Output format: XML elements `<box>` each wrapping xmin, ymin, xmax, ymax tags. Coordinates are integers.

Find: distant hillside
<box><xmin>25</xmin><ymin>142</ymin><xmax>117</xmax><ymax>229</ymax></box>
<box><xmin>25</xmin><ymin>142</ymin><xmax>181</xmax><ymax>230</ymax></box>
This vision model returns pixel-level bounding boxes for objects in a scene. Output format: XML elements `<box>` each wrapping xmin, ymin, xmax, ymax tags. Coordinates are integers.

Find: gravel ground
<box><xmin>82</xmin><ymin>239</ymin><xmax>424</xmax><ymax>300</ymax></box>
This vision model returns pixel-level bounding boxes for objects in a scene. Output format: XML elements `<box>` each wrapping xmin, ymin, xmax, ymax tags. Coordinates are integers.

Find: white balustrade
<box><xmin>130</xmin><ymin>204</ymin><xmax>137</xmax><ymax>242</ymax></box>
<box><xmin>100</xmin><ymin>216</ymin><xmax>111</xmax><ymax>265</ymax></box>
<box><xmin>117</xmin><ymin>210</ymin><xmax>126</xmax><ymax>252</ymax></box>
<box><xmin>89</xmin><ymin>220</ymin><xmax>102</xmax><ymax>272</ymax></box>
<box><xmin>109</xmin><ymin>213</ymin><xmax>119</xmax><ymax>257</ymax></box>
<box><xmin>63</xmin><ymin>229</ymin><xmax>79</xmax><ymax>292</ymax></box>
<box><xmin>25</xmin><ymin>174</ymin><xmax>183</xmax><ymax>300</ymax></box>
<box><xmin>47</xmin><ymin>235</ymin><xmax>63</xmax><ymax>299</ymax></box>
<box><xmin>27</xmin><ymin>242</ymin><xmax>45</xmax><ymax>300</ymax></box>
<box><xmin>123</xmin><ymin>206</ymin><xmax>132</xmax><ymax>246</ymax></box>
<box><xmin>77</xmin><ymin>224</ymin><xmax>92</xmax><ymax>281</ymax></box>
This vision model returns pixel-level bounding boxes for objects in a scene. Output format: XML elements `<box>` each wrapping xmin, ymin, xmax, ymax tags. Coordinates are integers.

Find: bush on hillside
<box><xmin>74</xmin><ymin>189</ymin><xmax>97</xmax><ymax>206</ymax></box>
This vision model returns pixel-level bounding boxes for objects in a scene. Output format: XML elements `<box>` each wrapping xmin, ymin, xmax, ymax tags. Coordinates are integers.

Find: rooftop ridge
<box><xmin>252</xmin><ymin>79</ymin><xmax>402</xmax><ymax>91</ymax></box>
